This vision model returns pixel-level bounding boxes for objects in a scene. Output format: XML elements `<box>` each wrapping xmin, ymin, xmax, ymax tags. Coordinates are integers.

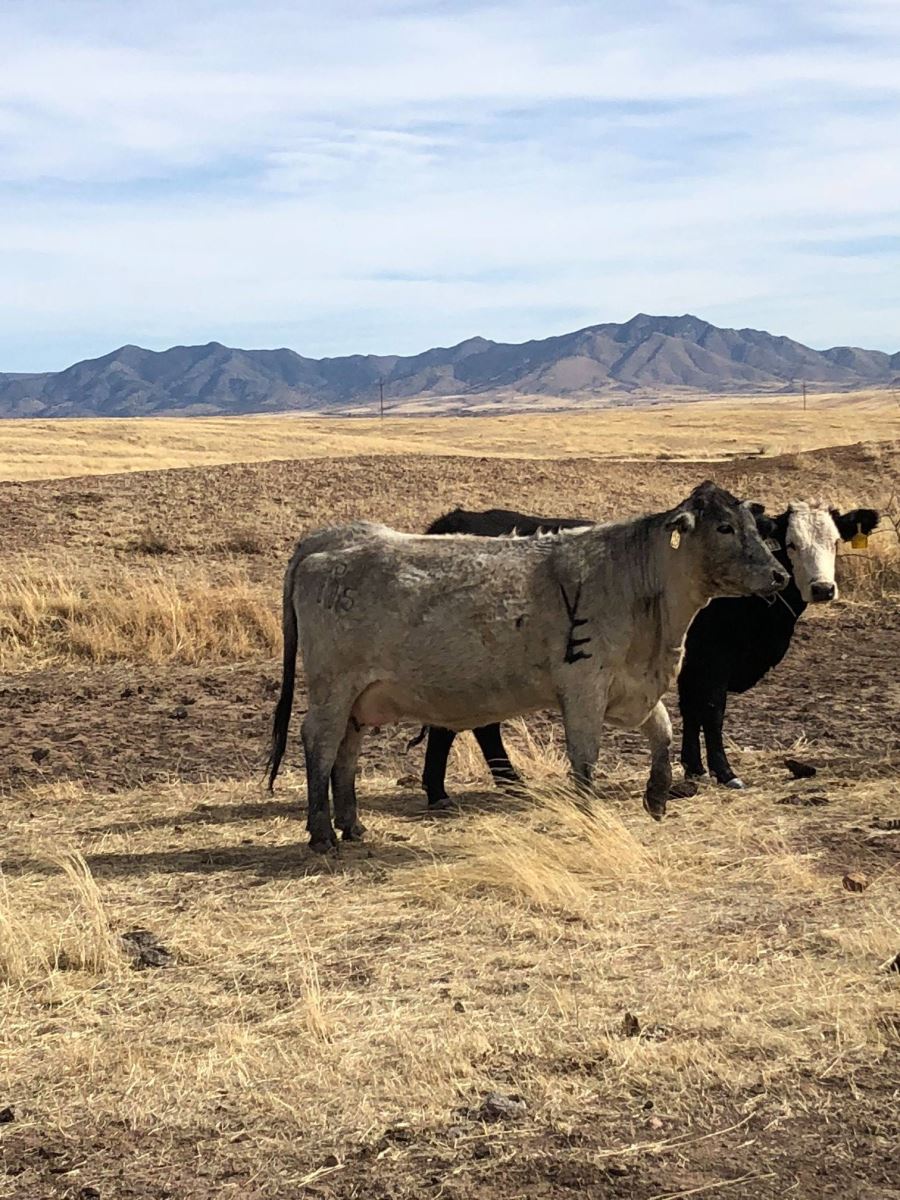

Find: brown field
<box><xmin>1</xmin><ymin>407</ymin><xmax>898</xmax><ymax>1199</ymax></box>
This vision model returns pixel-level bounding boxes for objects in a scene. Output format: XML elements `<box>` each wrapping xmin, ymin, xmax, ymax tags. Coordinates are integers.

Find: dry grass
<box><xmin>2</xmin><ymin>746</ymin><xmax>897</xmax><ymax>1195</ymax></box>
<box><xmin>0</xmin><ymin>559</ymin><xmax>279</xmax><ymax>669</ymax></box>
<box><xmin>1</xmin><ymin>394</ymin><xmax>898</xmax><ymax>481</ymax></box>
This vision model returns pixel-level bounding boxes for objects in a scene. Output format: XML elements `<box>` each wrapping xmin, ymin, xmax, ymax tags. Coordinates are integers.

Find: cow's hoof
<box><xmin>669</xmin><ymin>779</ymin><xmax>699</xmax><ymax>800</ymax></box>
<box><xmin>723</xmin><ymin>778</ymin><xmax>745</xmax><ymax>790</ymax></box>
<box><xmin>427</xmin><ymin>796</ymin><xmax>453</xmax><ymax>811</ymax></box>
<box><xmin>643</xmin><ymin>794</ymin><xmax>667</xmax><ymax>821</ymax></box>
<box><xmin>684</xmin><ymin>770</ymin><xmax>707</xmax><ymax>781</ymax></box>
<box><xmin>308</xmin><ymin>833</ymin><xmax>338</xmax><ymax>854</ymax></box>
<box><xmin>340</xmin><ymin>822</ymin><xmax>367</xmax><ymax>841</ymax></box>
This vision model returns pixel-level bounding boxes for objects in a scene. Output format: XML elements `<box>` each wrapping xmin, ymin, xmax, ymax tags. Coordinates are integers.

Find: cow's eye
<box><xmin>717</xmin><ymin>523</ymin><xmax>735</xmax><ymax>535</ymax></box>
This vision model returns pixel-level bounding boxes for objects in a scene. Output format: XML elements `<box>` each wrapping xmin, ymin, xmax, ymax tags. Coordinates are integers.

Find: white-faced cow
<box><xmin>267</xmin><ymin>482</ymin><xmax>787</xmax><ymax>852</ymax></box>
<box><xmin>416</xmin><ymin>499</ymin><xmax>878</xmax><ymax>802</ymax></box>
<box><xmin>679</xmin><ymin>501</ymin><xmax>879</xmax><ymax>786</ymax></box>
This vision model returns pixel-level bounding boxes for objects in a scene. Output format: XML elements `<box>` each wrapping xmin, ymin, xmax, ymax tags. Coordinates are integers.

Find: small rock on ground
<box><xmin>469</xmin><ymin>1091</ymin><xmax>528</xmax><ymax>1122</ymax></box>
<box><xmin>120</xmin><ymin>929</ymin><xmax>174</xmax><ymax>969</ymax></box>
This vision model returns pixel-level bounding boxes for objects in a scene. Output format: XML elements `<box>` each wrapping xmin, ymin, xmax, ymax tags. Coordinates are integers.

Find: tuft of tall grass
<box><xmin>0</xmin><ymin>852</ymin><xmax>124</xmax><ymax>984</ymax></box>
<box><xmin>410</xmin><ymin>783</ymin><xmax>651</xmax><ymax>918</ymax></box>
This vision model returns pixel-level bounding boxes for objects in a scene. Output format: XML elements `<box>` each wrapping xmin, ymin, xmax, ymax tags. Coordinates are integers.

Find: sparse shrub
<box><xmin>838</xmin><ymin>540</ymin><xmax>900</xmax><ymax>599</ymax></box>
<box><xmin>130</xmin><ymin>527</ymin><xmax>177</xmax><ymax>556</ymax></box>
<box><xmin>219</xmin><ymin>527</ymin><xmax>266</xmax><ymax>555</ymax></box>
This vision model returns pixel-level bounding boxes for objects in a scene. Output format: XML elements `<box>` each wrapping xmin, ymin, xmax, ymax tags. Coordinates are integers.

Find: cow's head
<box><xmin>665</xmin><ymin>481</ymin><xmax>788</xmax><ymax>598</ymax></box>
<box><xmin>770</xmin><ymin>503</ymin><xmax>880</xmax><ymax>603</ymax></box>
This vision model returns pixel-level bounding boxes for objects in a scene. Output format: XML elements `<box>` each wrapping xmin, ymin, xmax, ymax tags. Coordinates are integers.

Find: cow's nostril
<box><xmin>773</xmin><ymin>569</ymin><xmax>788</xmax><ymax>587</ymax></box>
<box><xmin>811</xmin><ymin>581</ymin><xmax>835</xmax><ymax>602</ymax></box>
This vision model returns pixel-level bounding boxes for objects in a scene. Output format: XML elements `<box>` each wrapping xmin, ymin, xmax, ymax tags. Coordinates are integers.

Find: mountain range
<box><xmin>2</xmin><ymin>314</ymin><xmax>898</xmax><ymax>418</ymax></box>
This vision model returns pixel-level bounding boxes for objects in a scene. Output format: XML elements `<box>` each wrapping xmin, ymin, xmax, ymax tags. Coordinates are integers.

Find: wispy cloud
<box><xmin>1</xmin><ymin>0</ymin><xmax>899</xmax><ymax>369</ymax></box>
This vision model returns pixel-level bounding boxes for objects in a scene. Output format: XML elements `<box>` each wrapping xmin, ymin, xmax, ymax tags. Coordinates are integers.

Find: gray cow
<box><xmin>267</xmin><ymin>482</ymin><xmax>788</xmax><ymax>852</ymax></box>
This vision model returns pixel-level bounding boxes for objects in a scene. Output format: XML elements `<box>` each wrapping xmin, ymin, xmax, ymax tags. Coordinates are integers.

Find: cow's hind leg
<box><xmin>423</xmin><ymin>726</ymin><xmax>456</xmax><ymax>808</ymax></box>
<box><xmin>641</xmin><ymin>701</ymin><xmax>673</xmax><ymax>821</ymax></box>
<box><xmin>331</xmin><ymin>722</ymin><xmax>366</xmax><ymax>840</ymax></box>
<box><xmin>302</xmin><ymin>705</ymin><xmax>350</xmax><ymax>852</ymax></box>
<box><xmin>679</xmin><ymin>704</ymin><xmax>706</xmax><ymax>779</ymax></box>
<box><xmin>474</xmin><ymin>724</ymin><xmax>521</xmax><ymax>789</ymax></box>
<box><xmin>701</xmin><ymin>691</ymin><xmax>742</xmax><ymax>788</ymax></box>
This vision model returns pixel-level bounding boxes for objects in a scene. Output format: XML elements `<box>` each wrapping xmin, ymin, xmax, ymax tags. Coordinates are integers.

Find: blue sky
<box><xmin>2</xmin><ymin>0</ymin><xmax>899</xmax><ymax>371</ymax></box>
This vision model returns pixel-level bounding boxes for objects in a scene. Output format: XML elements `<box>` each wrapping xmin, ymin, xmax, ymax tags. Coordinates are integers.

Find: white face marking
<box><xmin>784</xmin><ymin>506</ymin><xmax>841</xmax><ymax>602</ymax></box>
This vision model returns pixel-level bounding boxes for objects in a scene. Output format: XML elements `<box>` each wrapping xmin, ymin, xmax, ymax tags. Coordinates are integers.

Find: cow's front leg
<box><xmin>331</xmin><ymin>721</ymin><xmax>366</xmax><ymax>840</ymax></box>
<box><xmin>473</xmin><ymin>724</ymin><xmax>521</xmax><ymax>789</ymax></box>
<box><xmin>701</xmin><ymin>691</ymin><xmax>742</xmax><ymax>788</ymax></box>
<box><xmin>559</xmin><ymin>688</ymin><xmax>605</xmax><ymax>795</ymax></box>
<box><xmin>641</xmin><ymin>701</ymin><xmax>673</xmax><ymax>821</ymax></box>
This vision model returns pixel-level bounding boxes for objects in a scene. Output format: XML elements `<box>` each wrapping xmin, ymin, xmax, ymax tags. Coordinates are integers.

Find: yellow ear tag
<box><xmin>670</xmin><ymin>529</ymin><xmax>681</xmax><ymax>550</ymax></box>
<box><xmin>851</xmin><ymin>528</ymin><xmax>868</xmax><ymax>550</ymax></box>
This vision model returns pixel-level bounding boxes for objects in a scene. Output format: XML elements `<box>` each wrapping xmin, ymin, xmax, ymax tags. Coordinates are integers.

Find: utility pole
<box><xmin>802</xmin><ymin>380</ymin><xmax>807</xmax><ymax>412</ymax></box>
<box><xmin>379</xmin><ymin>379</ymin><xmax>385</xmax><ymax>421</ymax></box>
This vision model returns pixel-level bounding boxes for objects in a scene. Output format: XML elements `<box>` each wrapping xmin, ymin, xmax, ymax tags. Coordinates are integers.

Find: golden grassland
<box><xmin>1</xmin><ymin>419</ymin><xmax>899</xmax><ymax>1197</ymax></box>
<box><xmin>3</xmin><ymin>740</ymin><xmax>899</xmax><ymax>1197</ymax></box>
<box><xmin>1</xmin><ymin>391</ymin><xmax>898</xmax><ymax>481</ymax></box>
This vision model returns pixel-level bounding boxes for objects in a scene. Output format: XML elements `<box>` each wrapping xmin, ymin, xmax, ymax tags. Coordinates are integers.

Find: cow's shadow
<box><xmin>1</xmin><ymin>786</ymin><xmax>524</xmax><ymax>882</ymax></box>
<box><xmin>2</xmin><ymin>834</ymin><xmax>423</xmax><ymax>882</ymax></box>
<box><xmin>84</xmin><ymin>781</ymin><xmax>516</xmax><ymax>840</ymax></box>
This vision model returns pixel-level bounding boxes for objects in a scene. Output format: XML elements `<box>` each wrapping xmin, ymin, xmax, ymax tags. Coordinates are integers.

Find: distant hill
<box><xmin>2</xmin><ymin>314</ymin><xmax>898</xmax><ymax>417</ymax></box>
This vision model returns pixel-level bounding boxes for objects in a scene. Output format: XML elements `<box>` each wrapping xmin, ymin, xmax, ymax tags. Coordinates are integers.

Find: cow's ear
<box><xmin>665</xmin><ymin>509</ymin><xmax>696</xmax><ymax>535</ymax></box>
<box><xmin>831</xmin><ymin>507</ymin><xmax>880</xmax><ymax>541</ymax></box>
<box><xmin>754</xmin><ymin>514</ymin><xmax>778</xmax><ymax>540</ymax></box>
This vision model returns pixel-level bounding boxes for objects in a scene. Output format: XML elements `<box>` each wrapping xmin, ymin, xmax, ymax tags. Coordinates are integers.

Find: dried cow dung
<box><xmin>784</xmin><ymin>758</ymin><xmax>817</xmax><ymax>779</ymax></box>
<box><xmin>777</xmin><ymin>793</ymin><xmax>829</xmax><ymax>807</ymax></box>
<box><xmin>668</xmin><ymin>779</ymin><xmax>699</xmax><ymax>800</ymax></box>
<box><xmin>120</xmin><ymin>929</ymin><xmax>174</xmax><ymax>969</ymax></box>
<box><xmin>621</xmin><ymin>1012</ymin><xmax>641</xmax><ymax>1038</ymax></box>
<box><xmin>470</xmin><ymin>1092</ymin><xmax>528</xmax><ymax>1122</ymax></box>
<box><xmin>841</xmin><ymin>872</ymin><xmax>869</xmax><ymax>893</ymax></box>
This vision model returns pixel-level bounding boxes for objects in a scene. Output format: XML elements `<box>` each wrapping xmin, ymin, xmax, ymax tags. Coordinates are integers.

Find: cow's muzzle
<box><xmin>810</xmin><ymin>581</ymin><xmax>836</xmax><ymax>603</ymax></box>
<box><xmin>759</xmin><ymin>566</ymin><xmax>789</xmax><ymax>595</ymax></box>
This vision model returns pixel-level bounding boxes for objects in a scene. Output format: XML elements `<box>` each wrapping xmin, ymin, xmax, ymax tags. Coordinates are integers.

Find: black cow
<box><xmin>419</xmin><ymin>501</ymin><xmax>878</xmax><ymax>801</ymax></box>
<box><xmin>678</xmin><ymin>502</ymin><xmax>878</xmax><ymax>786</ymax></box>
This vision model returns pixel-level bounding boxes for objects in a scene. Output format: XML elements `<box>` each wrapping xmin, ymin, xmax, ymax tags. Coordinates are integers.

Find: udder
<box><xmin>351</xmin><ymin>681</ymin><xmax>410</xmax><ymax>727</ymax></box>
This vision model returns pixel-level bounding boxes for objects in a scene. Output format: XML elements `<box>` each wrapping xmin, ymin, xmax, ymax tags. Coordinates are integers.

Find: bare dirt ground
<box><xmin>1</xmin><ymin>432</ymin><xmax>898</xmax><ymax>1199</ymax></box>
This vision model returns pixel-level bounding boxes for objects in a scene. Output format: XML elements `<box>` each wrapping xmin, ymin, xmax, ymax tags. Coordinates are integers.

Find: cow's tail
<box><xmin>405</xmin><ymin>726</ymin><xmax>429</xmax><ymax>753</ymax></box>
<box><xmin>266</xmin><ymin>564</ymin><xmax>300</xmax><ymax>792</ymax></box>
